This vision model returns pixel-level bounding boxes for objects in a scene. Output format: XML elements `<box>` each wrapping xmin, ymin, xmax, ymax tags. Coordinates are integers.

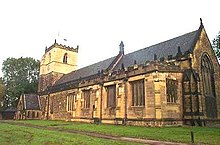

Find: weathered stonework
<box><xmin>38</xmin><ymin>22</ymin><xmax>220</xmax><ymax>126</ymax></box>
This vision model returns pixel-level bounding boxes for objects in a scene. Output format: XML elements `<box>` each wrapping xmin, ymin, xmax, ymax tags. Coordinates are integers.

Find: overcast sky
<box><xmin>0</xmin><ymin>0</ymin><xmax>219</xmax><ymax>77</ymax></box>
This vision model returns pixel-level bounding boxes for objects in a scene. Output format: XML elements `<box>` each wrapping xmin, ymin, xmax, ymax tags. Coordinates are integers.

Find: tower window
<box><xmin>63</xmin><ymin>53</ymin><xmax>68</xmax><ymax>64</ymax></box>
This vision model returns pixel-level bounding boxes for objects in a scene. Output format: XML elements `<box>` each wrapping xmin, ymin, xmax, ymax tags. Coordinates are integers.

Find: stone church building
<box><xmin>38</xmin><ymin>20</ymin><xmax>220</xmax><ymax>126</ymax></box>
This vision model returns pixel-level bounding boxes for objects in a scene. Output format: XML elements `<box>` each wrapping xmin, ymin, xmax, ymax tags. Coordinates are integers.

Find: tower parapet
<box><xmin>38</xmin><ymin>41</ymin><xmax>78</xmax><ymax>92</ymax></box>
<box><xmin>45</xmin><ymin>40</ymin><xmax>79</xmax><ymax>53</ymax></box>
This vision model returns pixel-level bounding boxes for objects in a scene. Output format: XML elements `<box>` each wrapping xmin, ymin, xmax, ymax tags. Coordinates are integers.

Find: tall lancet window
<box><xmin>63</xmin><ymin>53</ymin><xmax>68</xmax><ymax>64</ymax></box>
<box><xmin>201</xmin><ymin>53</ymin><xmax>217</xmax><ymax>118</ymax></box>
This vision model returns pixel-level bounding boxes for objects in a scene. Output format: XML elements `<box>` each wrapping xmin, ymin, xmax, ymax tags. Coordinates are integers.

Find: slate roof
<box><xmin>55</xmin><ymin>56</ymin><xmax>116</xmax><ymax>85</ymax></box>
<box><xmin>24</xmin><ymin>94</ymin><xmax>41</xmax><ymax>110</ymax></box>
<box><xmin>3</xmin><ymin>107</ymin><xmax>17</xmax><ymax>112</ymax></box>
<box><xmin>53</xmin><ymin>26</ymin><xmax>201</xmax><ymax>87</ymax></box>
<box><xmin>113</xmin><ymin>30</ymin><xmax>199</xmax><ymax>70</ymax></box>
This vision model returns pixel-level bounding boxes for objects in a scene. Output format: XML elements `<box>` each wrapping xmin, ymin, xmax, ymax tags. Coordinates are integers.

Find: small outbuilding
<box><xmin>1</xmin><ymin>107</ymin><xmax>17</xmax><ymax>120</ymax></box>
<box><xmin>16</xmin><ymin>94</ymin><xmax>42</xmax><ymax>119</ymax></box>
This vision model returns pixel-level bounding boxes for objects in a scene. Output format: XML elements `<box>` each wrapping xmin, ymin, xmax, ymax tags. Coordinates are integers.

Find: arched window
<box><xmin>201</xmin><ymin>53</ymin><xmax>217</xmax><ymax>118</ymax></box>
<box><xmin>63</xmin><ymin>53</ymin><xmax>68</xmax><ymax>64</ymax></box>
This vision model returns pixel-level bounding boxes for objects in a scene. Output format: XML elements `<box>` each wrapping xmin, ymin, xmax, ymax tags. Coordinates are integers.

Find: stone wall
<box><xmin>192</xmin><ymin>28</ymin><xmax>220</xmax><ymax>119</ymax></box>
<box><xmin>40</xmin><ymin>65</ymin><xmax>183</xmax><ymax>126</ymax></box>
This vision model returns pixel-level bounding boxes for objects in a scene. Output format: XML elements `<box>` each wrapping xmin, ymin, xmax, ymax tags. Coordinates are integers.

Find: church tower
<box><xmin>38</xmin><ymin>40</ymin><xmax>78</xmax><ymax>92</ymax></box>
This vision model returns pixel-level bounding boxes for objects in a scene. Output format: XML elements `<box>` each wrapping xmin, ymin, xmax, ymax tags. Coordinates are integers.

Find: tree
<box><xmin>0</xmin><ymin>77</ymin><xmax>6</xmax><ymax>110</ymax></box>
<box><xmin>2</xmin><ymin>57</ymin><xmax>40</xmax><ymax>108</ymax></box>
<box><xmin>212</xmin><ymin>31</ymin><xmax>220</xmax><ymax>60</ymax></box>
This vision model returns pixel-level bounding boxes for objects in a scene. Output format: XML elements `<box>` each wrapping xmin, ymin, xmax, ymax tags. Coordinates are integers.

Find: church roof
<box><xmin>23</xmin><ymin>94</ymin><xmax>41</xmax><ymax>110</ymax></box>
<box><xmin>113</xmin><ymin>30</ymin><xmax>199</xmax><ymax>70</ymax></box>
<box><xmin>54</xmin><ymin>25</ymin><xmax>202</xmax><ymax>87</ymax></box>
<box><xmin>55</xmin><ymin>56</ymin><xmax>116</xmax><ymax>85</ymax></box>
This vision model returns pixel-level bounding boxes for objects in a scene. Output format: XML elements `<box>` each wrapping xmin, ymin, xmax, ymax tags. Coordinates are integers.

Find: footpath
<box><xmin>1</xmin><ymin>121</ymin><xmax>189</xmax><ymax>145</ymax></box>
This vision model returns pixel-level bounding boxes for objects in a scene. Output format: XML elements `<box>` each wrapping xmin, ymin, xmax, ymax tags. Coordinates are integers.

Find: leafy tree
<box><xmin>0</xmin><ymin>78</ymin><xmax>6</xmax><ymax>110</ymax></box>
<box><xmin>212</xmin><ymin>31</ymin><xmax>220</xmax><ymax>60</ymax></box>
<box><xmin>2</xmin><ymin>57</ymin><xmax>40</xmax><ymax>108</ymax></box>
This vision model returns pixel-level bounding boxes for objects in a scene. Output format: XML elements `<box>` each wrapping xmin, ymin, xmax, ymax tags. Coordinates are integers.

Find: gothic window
<box><xmin>63</xmin><ymin>53</ymin><xmax>68</xmax><ymax>64</ymax></box>
<box><xmin>67</xmin><ymin>93</ymin><xmax>76</xmax><ymax>111</ymax></box>
<box><xmin>131</xmin><ymin>79</ymin><xmax>145</xmax><ymax>106</ymax></box>
<box><xmin>201</xmin><ymin>54</ymin><xmax>217</xmax><ymax>118</ymax></box>
<box><xmin>201</xmin><ymin>54</ymin><xmax>215</xmax><ymax>97</ymax></box>
<box><xmin>166</xmin><ymin>79</ymin><xmax>178</xmax><ymax>103</ymax></box>
<box><xmin>82</xmin><ymin>90</ymin><xmax>90</xmax><ymax>109</ymax></box>
<box><xmin>106</xmin><ymin>85</ymin><xmax>116</xmax><ymax>108</ymax></box>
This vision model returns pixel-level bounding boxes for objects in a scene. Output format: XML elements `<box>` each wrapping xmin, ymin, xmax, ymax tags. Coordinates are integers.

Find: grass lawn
<box><xmin>10</xmin><ymin>120</ymin><xmax>220</xmax><ymax>145</ymax></box>
<box><xmin>0</xmin><ymin>122</ymin><xmax>141</xmax><ymax>145</ymax></box>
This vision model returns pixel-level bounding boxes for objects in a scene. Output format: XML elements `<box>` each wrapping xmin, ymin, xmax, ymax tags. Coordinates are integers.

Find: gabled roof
<box><xmin>22</xmin><ymin>94</ymin><xmax>41</xmax><ymax>110</ymax></box>
<box><xmin>53</xmin><ymin>25</ymin><xmax>202</xmax><ymax>88</ymax></box>
<box><xmin>113</xmin><ymin>30</ymin><xmax>199</xmax><ymax>70</ymax></box>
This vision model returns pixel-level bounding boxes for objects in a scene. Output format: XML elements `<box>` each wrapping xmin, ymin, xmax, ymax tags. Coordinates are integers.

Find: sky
<box><xmin>0</xmin><ymin>0</ymin><xmax>219</xmax><ymax>77</ymax></box>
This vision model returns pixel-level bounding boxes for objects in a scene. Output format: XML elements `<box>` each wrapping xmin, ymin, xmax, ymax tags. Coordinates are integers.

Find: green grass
<box><xmin>61</xmin><ymin>123</ymin><xmax>220</xmax><ymax>145</ymax></box>
<box><xmin>0</xmin><ymin>123</ymin><xmax>140</xmax><ymax>145</ymax></box>
<box><xmin>8</xmin><ymin>120</ymin><xmax>220</xmax><ymax>145</ymax></box>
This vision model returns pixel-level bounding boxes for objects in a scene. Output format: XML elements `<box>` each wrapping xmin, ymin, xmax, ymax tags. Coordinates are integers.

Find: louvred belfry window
<box><xmin>63</xmin><ymin>53</ymin><xmax>68</xmax><ymax>64</ymax></box>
